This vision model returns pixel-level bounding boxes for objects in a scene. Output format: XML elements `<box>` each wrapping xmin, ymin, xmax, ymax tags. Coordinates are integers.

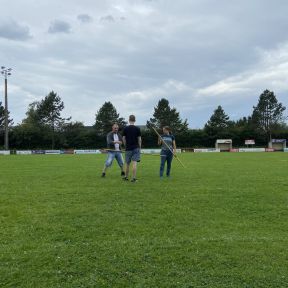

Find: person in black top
<box><xmin>158</xmin><ymin>126</ymin><xmax>176</xmax><ymax>178</ymax></box>
<box><xmin>122</xmin><ymin>115</ymin><xmax>141</xmax><ymax>182</ymax></box>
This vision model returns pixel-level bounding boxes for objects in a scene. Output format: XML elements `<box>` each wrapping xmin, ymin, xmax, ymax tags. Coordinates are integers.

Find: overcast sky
<box><xmin>1</xmin><ymin>0</ymin><xmax>288</xmax><ymax>128</ymax></box>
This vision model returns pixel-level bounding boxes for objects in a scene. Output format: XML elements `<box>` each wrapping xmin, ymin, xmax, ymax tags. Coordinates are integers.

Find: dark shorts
<box><xmin>125</xmin><ymin>148</ymin><xmax>141</xmax><ymax>164</ymax></box>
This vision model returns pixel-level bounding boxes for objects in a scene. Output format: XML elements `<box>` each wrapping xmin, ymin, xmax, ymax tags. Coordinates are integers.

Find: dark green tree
<box><xmin>204</xmin><ymin>105</ymin><xmax>231</xmax><ymax>135</ymax></box>
<box><xmin>251</xmin><ymin>90</ymin><xmax>286</xmax><ymax>141</ymax></box>
<box><xmin>22</xmin><ymin>102</ymin><xmax>40</xmax><ymax>125</ymax></box>
<box><xmin>0</xmin><ymin>102</ymin><xmax>4</xmax><ymax>129</ymax></box>
<box><xmin>11</xmin><ymin>102</ymin><xmax>43</xmax><ymax>149</ymax></box>
<box><xmin>94</xmin><ymin>102</ymin><xmax>126</xmax><ymax>136</ymax></box>
<box><xmin>19</xmin><ymin>92</ymin><xmax>70</xmax><ymax>149</ymax></box>
<box><xmin>147</xmin><ymin>98</ymin><xmax>188</xmax><ymax>133</ymax></box>
<box><xmin>0</xmin><ymin>101</ymin><xmax>14</xmax><ymax>128</ymax></box>
<box><xmin>61</xmin><ymin>121</ymin><xmax>86</xmax><ymax>148</ymax></box>
<box><xmin>0</xmin><ymin>101</ymin><xmax>14</xmax><ymax>147</ymax></box>
<box><xmin>37</xmin><ymin>91</ymin><xmax>70</xmax><ymax>148</ymax></box>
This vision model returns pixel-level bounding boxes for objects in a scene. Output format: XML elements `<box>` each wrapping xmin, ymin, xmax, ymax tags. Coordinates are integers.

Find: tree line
<box><xmin>0</xmin><ymin>89</ymin><xmax>287</xmax><ymax>149</ymax></box>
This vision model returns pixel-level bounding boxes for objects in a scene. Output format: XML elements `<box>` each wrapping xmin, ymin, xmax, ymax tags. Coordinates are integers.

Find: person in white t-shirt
<box><xmin>101</xmin><ymin>124</ymin><xmax>125</xmax><ymax>177</ymax></box>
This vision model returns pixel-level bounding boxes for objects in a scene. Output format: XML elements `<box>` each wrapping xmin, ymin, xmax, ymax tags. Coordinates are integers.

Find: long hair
<box><xmin>163</xmin><ymin>126</ymin><xmax>172</xmax><ymax>135</ymax></box>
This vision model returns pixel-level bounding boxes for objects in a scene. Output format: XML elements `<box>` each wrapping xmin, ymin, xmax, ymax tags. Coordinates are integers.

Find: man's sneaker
<box><xmin>121</xmin><ymin>171</ymin><xmax>125</xmax><ymax>176</ymax></box>
<box><xmin>131</xmin><ymin>178</ymin><xmax>138</xmax><ymax>183</ymax></box>
<box><xmin>101</xmin><ymin>172</ymin><xmax>106</xmax><ymax>178</ymax></box>
<box><xmin>123</xmin><ymin>177</ymin><xmax>129</xmax><ymax>181</ymax></box>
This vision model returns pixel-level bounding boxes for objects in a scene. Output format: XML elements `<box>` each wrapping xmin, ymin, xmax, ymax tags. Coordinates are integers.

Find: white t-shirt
<box><xmin>113</xmin><ymin>133</ymin><xmax>120</xmax><ymax>151</ymax></box>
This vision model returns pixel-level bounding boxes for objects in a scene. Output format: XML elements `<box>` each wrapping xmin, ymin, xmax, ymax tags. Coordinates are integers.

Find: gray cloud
<box><xmin>77</xmin><ymin>14</ymin><xmax>93</xmax><ymax>24</ymax></box>
<box><xmin>48</xmin><ymin>20</ymin><xmax>71</xmax><ymax>34</ymax></box>
<box><xmin>100</xmin><ymin>15</ymin><xmax>115</xmax><ymax>23</ymax></box>
<box><xmin>1</xmin><ymin>0</ymin><xmax>288</xmax><ymax>127</ymax></box>
<box><xmin>0</xmin><ymin>20</ymin><xmax>31</xmax><ymax>41</ymax></box>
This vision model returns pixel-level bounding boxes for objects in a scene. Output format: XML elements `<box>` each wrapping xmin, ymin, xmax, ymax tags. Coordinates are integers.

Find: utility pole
<box><xmin>1</xmin><ymin>66</ymin><xmax>12</xmax><ymax>150</ymax></box>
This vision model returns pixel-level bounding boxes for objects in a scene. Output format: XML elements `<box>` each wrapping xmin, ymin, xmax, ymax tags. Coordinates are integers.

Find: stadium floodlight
<box><xmin>1</xmin><ymin>66</ymin><xmax>12</xmax><ymax>150</ymax></box>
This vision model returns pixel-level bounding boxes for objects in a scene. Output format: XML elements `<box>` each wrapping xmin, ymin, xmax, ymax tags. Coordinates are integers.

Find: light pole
<box><xmin>1</xmin><ymin>66</ymin><xmax>12</xmax><ymax>150</ymax></box>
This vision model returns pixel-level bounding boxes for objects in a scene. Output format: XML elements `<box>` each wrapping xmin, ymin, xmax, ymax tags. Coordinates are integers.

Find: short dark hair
<box><xmin>129</xmin><ymin>115</ymin><xmax>136</xmax><ymax>122</ymax></box>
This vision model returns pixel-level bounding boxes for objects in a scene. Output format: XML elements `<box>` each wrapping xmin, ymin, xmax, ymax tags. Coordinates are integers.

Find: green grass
<box><xmin>0</xmin><ymin>153</ymin><xmax>288</xmax><ymax>287</ymax></box>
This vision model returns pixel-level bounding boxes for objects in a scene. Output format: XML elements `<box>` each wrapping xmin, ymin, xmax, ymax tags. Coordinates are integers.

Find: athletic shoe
<box><xmin>131</xmin><ymin>178</ymin><xmax>138</xmax><ymax>183</ymax></box>
<box><xmin>123</xmin><ymin>177</ymin><xmax>129</xmax><ymax>181</ymax></box>
<box><xmin>101</xmin><ymin>172</ymin><xmax>106</xmax><ymax>177</ymax></box>
<box><xmin>121</xmin><ymin>171</ymin><xmax>125</xmax><ymax>176</ymax></box>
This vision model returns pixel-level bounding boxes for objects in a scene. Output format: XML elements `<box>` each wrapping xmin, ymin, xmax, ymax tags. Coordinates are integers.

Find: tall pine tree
<box><xmin>147</xmin><ymin>98</ymin><xmax>188</xmax><ymax>133</ymax></box>
<box><xmin>94</xmin><ymin>102</ymin><xmax>126</xmax><ymax>136</ymax></box>
<box><xmin>251</xmin><ymin>90</ymin><xmax>286</xmax><ymax>141</ymax></box>
<box><xmin>204</xmin><ymin>105</ymin><xmax>230</xmax><ymax>136</ymax></box>
<box><xmin>37</xmin><ymin>91</ymin><xmax>70</xmax><ymax>148</ymax></box>
<box><xmin>21</xmin><ymin>91</ymin><xmax>70</xmax><ymax>149</ymax></box>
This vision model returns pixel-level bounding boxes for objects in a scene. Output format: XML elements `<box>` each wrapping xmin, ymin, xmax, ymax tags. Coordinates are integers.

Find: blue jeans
<box><xmin>105</xmin><ymin>151</ymin><xmax>124</xmax><ymax>168</ymax></box>
<box><xmin>160</xmin><ymin>150</ymin><xmax>173</xmax><ymax>177</ymax></box>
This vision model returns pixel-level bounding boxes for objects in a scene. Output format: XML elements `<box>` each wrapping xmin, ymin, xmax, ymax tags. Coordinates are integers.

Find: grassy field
<box><xmin>0</xmin><ymin>152</ymin><xmax>287</xmax><ymax>287</ymax></box>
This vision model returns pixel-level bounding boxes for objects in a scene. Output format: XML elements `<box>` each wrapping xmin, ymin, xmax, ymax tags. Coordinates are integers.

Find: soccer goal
<box><xmin>215</xmin><ymin>139</ymin><xmax>232</xmax><ymax>152</ymax></box>
<box><xmin>268</xmin><ymin>139</ymin><xmax>286</xmax><ymax>151</ymax></box>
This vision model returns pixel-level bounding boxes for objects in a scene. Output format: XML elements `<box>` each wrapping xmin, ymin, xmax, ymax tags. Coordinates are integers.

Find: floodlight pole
<box><xmin>1</xmin><ymin>66</ymin><xmax>12</xmax><ymax>150</ymax></box>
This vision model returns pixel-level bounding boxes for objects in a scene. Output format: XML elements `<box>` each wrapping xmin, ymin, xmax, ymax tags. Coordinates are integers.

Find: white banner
<box><xmin>74</xmin><ymin>149</ymin><xmax>101</xmax><ymax>154</ymax></box>
<box><xmin>16</xmin><ymin>150</ymin><xmax>32</xmax><ymax>155</ymax></box>
<box><xmin>45</xmin><ymin>150</ymin><xmax>61</xmax><ymax>154</ymax></box>
<box><xmin>284</xmin><ymin>148</ymin><xmax>288</xmax><ymax>152</ymax></box>
<box><xmin>141</xmin><ymin>149</ymin><xmax>181</xmax><ymax>154</ymax></box>
<box><xmin>245</xmin><ymin>140</ymin><xmax>255</xmax><ymax>145</ymax></box>
<box><xmin>194</xmin><ymin>148</ymin><xmax>220</xmax><ymax>153</ymax></box>
<box><xmin>239</xmin><ymin>148</ymin><xmax>265</xmax><ymax>152</ymax></box>
<box><xmin>0</xmin><ymin>150</ymin><xmax>10</xmax><ymax>155</ymax></box>
<box><xmin>141</xmin><ymin>149</ymin><xmax>161</xmax><ymax>154</ymax></box>
<box><xmin>216</xmin><ymin>139</ymin><xmax>232</xmax><ymax>144</ymax></box>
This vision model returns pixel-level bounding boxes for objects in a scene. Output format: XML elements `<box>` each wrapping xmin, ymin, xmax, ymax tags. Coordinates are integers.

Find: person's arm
<box><xmin>122</xmin><ymin>128</ymin><xmax>126</xmax><ymax>147</ymax></box>
<box><xmin>137</xmin><ymin>127</ymin><xmax>142</xmax><ymax>149</ymax></box>
<box><xmin>106</xmin><ymin>133</ymin><xmax>113</xmax><ymax>146</ymax></box>
<box><xmin>172</xmin><ymin>138</ymin><xmax>176</xmax><ymax>154</ymax></box>
<box><xmin>138</xmin><ymin>136</ymin><xmax>142</xmax><ymax>149</ymax></box>
<box><xmin>158</xmin><ymin>137</ymin><xmax>162</xmax><ymax>146</ymax></box>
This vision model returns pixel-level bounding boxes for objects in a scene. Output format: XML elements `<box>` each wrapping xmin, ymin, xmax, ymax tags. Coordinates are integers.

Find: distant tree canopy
<box><xmin>147</xmin><ymin>98</ymin><xmax>188</xmax><ymax>134</ymax></box>
<box><xmin>37</xmin><ymin>91</ymin><xmax>70</xmax><ymax>129</ymax></box>
<box><xmin>94</xmin><ymin>101</ymin><xmax>126</xmax><ymax>136</ymax></box>
<box><xmin>19</xmin><ymin>91</ymin><xmax>70</xmax><ymax>149</ymax></box>
<box><xmin>204</xmin><ymin>105</ymin><xmax>231</xmax><ymax>136</ymax></box>
<box><xmin>6</xmin><ymin>89</ymin><xmax>288</xmax><ymax>149</ymax></box>
<box><xmin>251</xmin><ymin>90</ymin><xmax>286</xmax><ymax>141</ymax></box>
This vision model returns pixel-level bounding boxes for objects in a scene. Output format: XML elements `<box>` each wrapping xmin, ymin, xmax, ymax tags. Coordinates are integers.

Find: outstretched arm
<box><xmin>173</xmin><ymin>140</ymin><xmax>176</xmax><ymax>154</ymax></box>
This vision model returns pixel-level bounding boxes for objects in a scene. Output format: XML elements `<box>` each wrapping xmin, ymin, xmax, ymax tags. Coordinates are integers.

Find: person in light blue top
<box><xmin>158</xmin><ymin>126</ymin><xmax>177</xmax><ymax>178</ymax></box>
